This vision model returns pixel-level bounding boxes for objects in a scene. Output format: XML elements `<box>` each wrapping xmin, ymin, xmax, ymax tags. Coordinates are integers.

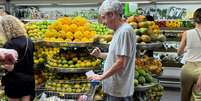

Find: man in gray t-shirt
<box><xmin>89</xmin><ymin>0</ymin><xmax>136</xmax><ymax>100</ymax></box>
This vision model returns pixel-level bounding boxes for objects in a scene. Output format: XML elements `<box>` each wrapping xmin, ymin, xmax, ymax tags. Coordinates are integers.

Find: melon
<box><xmin>138</xmin><ymin>76</ymin><xmax>146</xmax><ymax>84</ymax></box>
<box><xmin>141</xmin><ymin>35</ymin><xmax>151</xmax><ymax>43</ymax></box>
<box><xmin>136</xmin><ymin>35</ymin><xmax>142</xmax><ymax>43</ymax></box>
<box><xmin>157</xmin><ymin>34</ymin><xmax>166</xmax><ymax>42</ymax></box>
<box><xmin>139</xmin><ymin>28</ymin><xmax>148</xmax><ymax>34</ymax></box>
<box><xmin>134</xmin><ymin>29</ymin><xmax>141</xmax><ymax>35</ymax></box>
<box><xmin>150</xmin><ymin>34</ymin><xmax>158</xmax><ymax>42</ymax></box>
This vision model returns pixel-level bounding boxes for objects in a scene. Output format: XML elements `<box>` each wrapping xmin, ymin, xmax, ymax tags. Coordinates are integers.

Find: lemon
<box><xmin>81</xmin><ymin>37</ymin><xmax>89</xmax><ymax>42</ymax></box>
<box><xmin>77</xmin><ymin>60</ymin><xmax>82</xmax><ymax>64</ymax></box>
<box><xmin>80</xmin><ymin>62</ymin><xmax>85</xmax><ymax>67</ymax></box>
<box><xmin>73</xmin><ymin>39</ymin><xmax>80</xmax><ymax>42</ymax></box>
<box><xmin>70</xmin><ymin>24</ymin><xmax>78</xmax><ymax>32</ymax></box>
<box><xmin>34</xmin><ymin>60</ymin><xmax>39</xmax><ymax>64</ymax></box>
<box><xmin>65</xmin><ymin>38</ymin><xmax>72</xmax><ymax>42</ymax></box>
<box><xmin>75</xmin><ymin>64</ymin><xmax>80</xmax><ymax>68</ymax></box>
<box><xmin>86</xmin><ymin>62</ymin><xmax>91</xmax><ymax>67</ymax></box>
<box><xmin>92</xmin><ymin>62</ymin><xmax>97</xmax><ymax>67</ymax></box>
<box><xmin>72</xmin><ymin>57</ymin><xmax>78</xmax><ymax>62</ymax></box>
<box><xmin>74</xmin><ymin>31</ymin><xmax>83</xmax><ymax>40</ymax></box>
<box><xmin>39</xmin><ymin>58</ymin><xmax>45</xmax><ymax>63</ymax></box>
<box><xmin>77</xmin><ymin>26</ymin><xmax>85</xmax><ymax>32</ymax></box>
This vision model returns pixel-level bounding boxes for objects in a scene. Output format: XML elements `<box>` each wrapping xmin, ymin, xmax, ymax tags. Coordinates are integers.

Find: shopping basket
<box><xmin>34</xmin><ymin>80</ymin><xmax>99</xmax><ymax>101</ymax></box>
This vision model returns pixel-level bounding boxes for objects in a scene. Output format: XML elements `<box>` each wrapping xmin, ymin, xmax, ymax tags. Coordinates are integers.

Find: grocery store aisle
<box><xmin>160</xmin><ymin>88</ymin><xmax>180</xmax><ymax>101</ymax></box>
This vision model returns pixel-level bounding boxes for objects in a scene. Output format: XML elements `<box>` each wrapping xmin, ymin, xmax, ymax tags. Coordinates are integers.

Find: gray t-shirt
<box><xmin>103</xmin><ymin>23</ymin><xmax>136</xmax><ymax>97</ymax></box>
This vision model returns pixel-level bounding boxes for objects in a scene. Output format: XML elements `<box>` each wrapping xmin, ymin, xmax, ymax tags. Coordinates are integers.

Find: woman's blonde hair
<box><xmin>0</xmin><ymin>15</ymin><xmax>27</xmax><ymax>41</ymax></box>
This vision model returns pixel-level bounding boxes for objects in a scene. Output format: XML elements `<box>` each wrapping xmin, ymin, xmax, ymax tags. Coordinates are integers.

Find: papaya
<box><xmin>145</xmin><ymin>73</ymin><xmax>153</xmax><ymax>83</ymax></box>
<box><xmin>135</xmin><ymin>71</ymin><xmax>139</xmax><ymax>79</ymax></box>
<box><xmin>138</xmin><ymin>69</ymin><xmax>146</xmax><ymax>76</ymax></box>
<box><xmin>134</xmin><ymin>79</ymin><xmax>139</xmax><ymax>86</ymax></box>
<box><xmin>139</xmin><ymin>28</ymin><xmax>148</xmax><ymax>34</ymax></box>
<box><xmin>138</xmin><ymin>76</ymin><xmax>146</xmax><ymax>85</ymax></box>
<box><xmin>134</xmin><ymin>29</ymin><xmax>141</xmax><ymax>35</ymax></box>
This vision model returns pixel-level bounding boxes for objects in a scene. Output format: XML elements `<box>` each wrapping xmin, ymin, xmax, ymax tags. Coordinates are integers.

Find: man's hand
<box><xmin>90</xmin><ymin>47</ymin><xmax>101</xmax><ymax>57</ymax></box>
<box><xmin>88</xmin><ymin>74</ymin><xmax>104</xmax><ymax>81</ymax></box>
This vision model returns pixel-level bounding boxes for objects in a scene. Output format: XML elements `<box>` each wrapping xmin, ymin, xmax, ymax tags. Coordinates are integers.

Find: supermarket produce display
<box><xmin>0</xmin><ymin>15</ymin><xmax>172</xmax><ymax>101</ymax></box>
<box><xmin>1</xmin><ymin>1</ymin><xmax>199</xmax><ymax>100</ymax></box>
<box><xmin>135</xmin><ymin>55</ymin><xmax>163</xmax><ymax>75</ymax></box>
<box><xmin>44</xmin><ymin>16</ymin><xmax>96</xmax><ymax>43</ymax></box>
<box><xmin>33</xmin><ymin>46</ymin><xmax>50</xmax><ymax>67</ymax></box>
<box><xmin>26</xmin><ymin>15</ymin><xmax>166</xmax><ymax>100</ymax></box>
<box><xmin>126</xmin><ymin>15</ymin><xmax>166</xmax><ymax>100</ymax></box>
<box><xmin>134</xmin><ymin>68</ymin><xmax>155</xmax><ymax>87</ymax></box>
<box><xmin>134</xmin><ymin>55</ymin><xmax>164</xmax><ymax>101</ymax></box>
<box><xmin>156</xmin><ymin>20</ymin><xmax>194</xmax><ymax>29</ymax></box>
<box><xmin>90</xmin><ymin>23</ymin><xmax>113</xmax><ymax>44</ymax></box>
<box><xmin>127</xmin><ymin>15</ymin><xmax>166</xmax><ymax>44</ymax></box>
<box><xmin>25</xmin><ymin>21</ymin><xmax>51</xmax><ymax>41</ymax></box>
<box><xmin>34</xmin><ymin>71</ymin><xmax>45</xmax><ymax>87</ymax></box>
<box><xmin>43</xmin><ymin>73</ymin><xmax>87</xmax><ymax>81</ymax></box>
<box><xmin>45</xmin><ymin>48</ymin><xmax>102</xmax><ymax>73</ymax></box>
<box><xmin>146</xmin><ymin>84</ymin><xmax>164</xmax><ymax>101</ymax></box>
<box><xmin>44</xmin><ymin>81</ymin><xmax>91</xmax><ymax>93</ymax></box>
<box><xmin>46</xmin><ymin>48</ymin><xmax>101</xmax><ymax>68</ymax></box>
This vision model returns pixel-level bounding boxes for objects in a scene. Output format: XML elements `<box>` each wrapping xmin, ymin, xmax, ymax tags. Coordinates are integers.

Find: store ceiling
<box><xmin>9</xmin><ymin>0</ymin><xmax>201</xmax><ymax>5</ymax></box>
<box><xmin>10</xmin><ymin>0</ymin><xmax>104</xmax><ymax>5</ymax></box>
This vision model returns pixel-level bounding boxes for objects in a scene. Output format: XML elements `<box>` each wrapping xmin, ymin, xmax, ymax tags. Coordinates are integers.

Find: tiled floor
<box><xmin>161</xmin><ymin>88</ymin><xmax>180</xmax><ymax>101</ymax></box>
<box><xmin>159</xmin><ymin>67</ymin><xmax>181</xmax><ymax>101</ymax></box>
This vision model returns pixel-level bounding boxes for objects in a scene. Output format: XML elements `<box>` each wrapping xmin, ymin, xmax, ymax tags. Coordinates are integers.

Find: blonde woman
<box><xmin>0</xmin><ymin>15</ymin><xmax>35</xmax><ymax>101</ymax></box>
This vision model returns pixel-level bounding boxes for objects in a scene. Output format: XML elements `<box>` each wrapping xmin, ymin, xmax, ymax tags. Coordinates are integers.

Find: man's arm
<box><xmin>98</xmin><ymin>53</ymin><xmax>108</xmax><ymax>59</ymax></box>
<box><xmin>90</xmin><ymin>47</ymin><xmax>107</xmax><ymax>59</ymax></box>
<box><xmin>89</xmin><ymin>55</ymin><xmax>128</xmax><ymax>80</ymax></box>
<box><xmin>101</xmin><ymin>55</ymin><xmax>128</xmax><ymax>79</ymax></box>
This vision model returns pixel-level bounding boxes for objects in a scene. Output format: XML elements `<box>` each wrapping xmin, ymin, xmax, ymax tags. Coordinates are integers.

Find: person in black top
<box><xmin>0</xmin><ymin>15</ymin><xmax>35</xmax><ymax>101</ymax></box>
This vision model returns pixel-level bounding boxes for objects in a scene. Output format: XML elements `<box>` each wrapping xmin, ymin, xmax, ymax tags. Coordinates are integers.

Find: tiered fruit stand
<box><xmin>127</xmin><ymin>15</ymin><xmax>166</xmax><ymax>101</ymax></box>
<box><xmin>27</xmin><ymin>16</ymin><xmax>103</xmax><ymax>101</ymax></box>
<box><xmin>33</xmin><ymin>42</ymin><xmax>101</xmax><ymax>101</ymax></box>
<box><xmin>0</xmin><ymin>15</ymin><xmax>166</xmax><ymax>100</ymax></box>
<box><xmin>134</xmin><ymin>43</ymin><xmax>164</xmax><ymax>101</ymax></box>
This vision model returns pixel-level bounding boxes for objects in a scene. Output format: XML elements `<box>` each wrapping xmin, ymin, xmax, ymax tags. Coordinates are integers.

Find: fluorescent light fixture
<box><xmin>135</xmin><ymin>1</ymin><xmax>152</xmax><ymax>4</ymax></box>
<box><xmin>15</xmin><ymin>3</ymin><xmax>52</xmax><ymax>6</ymax></box>
<box><xmin>58</xmin><ymin>3</ymin><xmax>99</xmax><ymax>6</ymax></box>
<box><xmin>121</xmin><ymin>1</ymin><xmax>151</xmax><ymax>4</ymax></box>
